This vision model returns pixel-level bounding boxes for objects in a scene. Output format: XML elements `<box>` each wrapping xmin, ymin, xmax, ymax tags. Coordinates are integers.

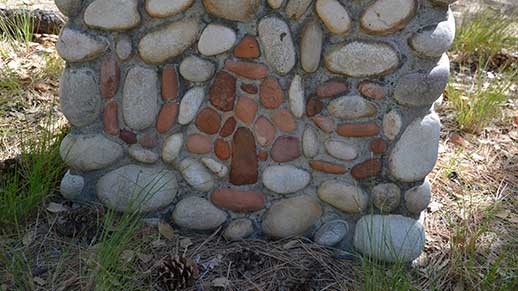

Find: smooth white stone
<box><xmin>145</xmin><ymin>0</ymin><xmax>194</xmax><ymax>18</ymax></box>
<box><xmin>301</xmin><ymin>20</ymin><xmax>323</xmax><ymax>73</ymax></box>
<box><xmin>289</xmin><ymin>75</ymin><xmax>305</xmax><ymax>118</ymax></box>
<box><xmin>178</xmin><ymin>87</ymin><xmax>205</xmax><ymax>125</ymax></box>
<box><xmin>60</xmin><ymin>134</ymin><xmax>123</xmax><ymax>172</ymax></box>
<box><xmin>128</xmin><ymin>144</ymin><xmax>159</xmax><ymax>164</ymax></box>
<box><xmin>162</xmin><ymin>133</ymin><xmax>184</xmax><ymax>163</ymax></box>
<box><xmin>327</xmin><ymin>95</ymin><xmax>377</xmax><ymax>120</ymax></box>
<box><xmin>258</xmin><ymin>16</ymin><xmax>296</xmax><ymax>75</ymax></box>
<box><xmin>177</xmin><ymin>158</ymin><xmax>215</xmax><ymax>192</ymax></box>
<box><xmin>285</xmin><ymin>0</ymin><xmax>312</xmax><ymax>20</ymax></box>
<box><xmin>172</xmin><ymin>196</ymin><xmax>226</xmax><ymax>230</ymax></box>
<box><xmin>325</xmin><ymin>140</ymin><xmax>358</xmax><ymax>161</ymax></box>
<box><xmin>317</xmin><ymin>180</ymin><xmax>368</xmax><ymax>213</ymax></box>
<box><xmin>84</xmin><ymin>0</ymin><xmax>141</xmax><ymax>31</ymax></box>
<box><xmin>198</xmin><ymin>24</ymin><xmax>237</xmax><ymax>56</ymax></box>
<box><xmin>202</xmin><ymin>0</ymin><xmax>260</xmax><ymax>21</ymax></box>
<box><xmin>316</xmin><ymin>0</ymin><xmax>352</xmax><ymax>35</ymax></box>
<box><xmin>56</xmin><ymin>28</ymin><xmax>107</xmax><ymax>62</ymax></box>
<box><xmin>360</xmin><ymin>0</ymin><xmax>417</xmax><ymax>35</ymax></box>
<box><xmin>404</xmin><ymin>178</ymin><xmax>432</xmax><ymax>214</ymax></box>
<box><xmin>179</xmin><ymin>56</ymin><xmax>215</xmax><ymax>82</ymax></box>
<box><xmin>302</xmin><ymin>126</ymin><xmax>319</xmax><ymax>158</ymax></box>
<box><xmin>262</xmin><ymin>165</ymin><xmax>311</xmax><ymax>194</ymax></box>
<box><xmin>122</xmin><ymin>66</ymin><xmax>159</xmax><ymax>131</ymax></box>
<box><xmin>383</xmin><ymin>110</ymin><xmax>403</xmax><ymax>140</ymax></box>
<box><xmin>201</xmin><ymin>158</ymin><xmax>228</xmax><ymax>178</ymax></box>
<box><xmin>60</xmin><ymin>171</ymin><xmax>84</xmax><ymax>200</ymax></box>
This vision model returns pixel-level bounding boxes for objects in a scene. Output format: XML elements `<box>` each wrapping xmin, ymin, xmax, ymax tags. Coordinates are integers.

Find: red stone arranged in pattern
<box><xmin>214</xmin><ymin>138</ymin><xmax>231</xmax><ymax>161</ymax></box>
<box><xmin>306</xmin><ymin>97</ymin><xmax>323</xmax><ymax>117</ymax></box>
<box><xmin>271</xmin><ymin>136</ymin><xmax>301</xmax><ymax>163</ymax></box>
<box><xmin>316</xmin><ymin>80</ymin><xmax>348</xmax><ymax>99</ymax></box>
<box><xmin>209</xmin><ymin>71</ymin><xmax>236</xmax><ymax>112</ymax></box>
<box><xmin>211</xmin><ymin>188</ymin><xmax>265</xmax><ymax>213</ymax></box>
<box><xmin>103</xmin><ymin>100</ymin><xmax>119</xmax><ymax>135</ymax></box>
<box><xmin>358</xmin><ymin>80</ymin><xmax>385</xmax><ymax>100</ymax></box>
<box><xmin>260</xmin><ymin>77</ymin><xmax>284</xmax><ymax>109</ymax></box>
<box><xmin>156</xmin><ymin>102</ymin><xmax>178</xmax><ymax>134</ymax></box>
<box><xmin>161</xmin><ymin>64</ymin><xmax>179</xmax><ymax>101</ymax></box>
<box><xmin>254</xmin><ymin>116</ymin><xmax>276</xmax><ymax>147</ymax></box>
<box><xmin>233</xmin><ymin>35</ymin><xmax>261</xmax><ymax>59</ymax></box>
<box><xmin>219</xmin><ymin>116</ymin><xmax>237</xmax><ymax>137</ymax></box>
<box><xmin>336</xmin><ymin>123</ymin><xmax>380</xmax><ymax>137</ymax></box>
<box><xmin>100</xmin><ymin>55</ymin><xmax>120</xmax><ymax>99</ymax></box>
<box><xmin>186</xmin><ymin>134</ymin><xmax>212</xmax><ymax>154</ymax></box>
<box><xmin>309</xmin><ymin>160</ymin><xmax>347</xmax><ymax>174</ymax></box>
<box><xmin>370</xmin><ymin>138</ymin><xmax>387</xmax><ymax>154</ymax></box>
<box><xmin>351</xmin><ymin>159</ymin><xmax>382</xmax><ymax>180</ymax></box>
<box><xmin>120</xmin><ymin>129</ymin><xmax>137</xmax><ymax>144</ymax></box>
<box><xmin>230</xmin><ymin>127</ymin><xmax>258</xmax><ymax>185</ymax></box>
<box><xmin>196</xmin><ymin>107</ymin><xmax>222</xmax><ymax>135</ymax></box>
<box><xmin>311</xmin><ymin>115</ymin><xmax>334</xmax><ymax>133</ymax></box>
<box><xmin>272</xmin><ymin>109</ymin><xmax>296</xmax><ymax>132</ymax></box>
<box><xmin>225</xmin><ymin>60</ymin><xmax>268</xmax><ymax>80</ymax></box>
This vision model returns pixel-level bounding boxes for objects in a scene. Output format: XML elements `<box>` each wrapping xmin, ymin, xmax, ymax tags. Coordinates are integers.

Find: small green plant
<box><xmin>0</xmin><ymin>8</ymin><xmax>35</xmax><ymax>50</ymax></box>
<box><xmin>35</xmin><ymin>52</ymin><xmax>65</xmax><ymax>82</ymax></box>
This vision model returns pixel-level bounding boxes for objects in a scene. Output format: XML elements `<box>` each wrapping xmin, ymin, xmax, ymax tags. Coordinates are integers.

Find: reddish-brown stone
<box><xmin>271</xmin><ymin>136</ymin><xmax>301</xmax><ymax>163</ymax></box>
<box><xmin>236</xmin><ymin>96</ymin><xmax>258</xmax><ymax>125</ymax></box>
<box><xmin>209</xmin><ymin>71</ymin><xmax>236</xmax><ymax>112</ymax></box>
<box><xmin>156</xmin><ymin>102</ymin><xmax>179</xmax><ymax>134</ymax></box>
<box><xmin>100</xmin><ymin>56</ymin><xmax>120</xmax><ymax>99</ymax></box>
<box><xmin>351</xmin><ymin>159</ymin><xmax>382</xmax><ymax>180</ymax></box>
<box><xmin>195</xmin><ymin>107</ymin><xmax>221</xmax><ymax>135</ymax></box>
<box><xmin>254</xmin><ymin>116</ymin><xmax>276</xmax><ymax>147</ymax></box>
<box><xmin>214</xmin><ymin>138</ymin><xmax>231</xmax><ymax>160</ymax></box>
<box><xmin>103</xmin><ymin>100</ymin><xmax>119</xmax><ymax>135</ymax></box>
<box><xmin>258</xmin><ymin>149</ymin><xmax>268</xmax><ymax>161</ymax></box>
<box><xmin>230</xmin><ymin>127</ymin><xmax>258</xmax><ymax>185</ymax></box>
<box><xmin>309</xmin><ymin>160</ymin><xmax>347</xmax><ymax>174</ymax></box>
<box><xmin>162</xmin><ymin>64</ymin><xmax>179</xmax><ymax>101</ymax></box>
<box><xmin>336</xmin><ymin>123</ymin><xmax>381</xmax><ymax>137</ymax></box>
<box><xmin>241</xmin><ymin>83</ymin><xmax>258</xmax><ymax>94</ymax></box>
<box><xmin>311</xmin><ymin>116</ymin><xmax>334</xmax><ymax>133</ymax></box>
<box><xmin>370</xmin><ymin>138</ymin><xmax>387</xmax><ymax>154</ymax></box>
<box><xmin>220</xmin><ymin>117</ymin><xmax>237</xmax><ymax>137</ymax></box>
<box><xmin>186</xmin><ymin>134</ymin><xmax>212</xmax><ymax>154</ymax></box>
<box><xmin>224</xmin><ymin>60</ymin><xmax>268</xmax><ymax>80</ymax></box>
<box><xmin>316</xmin><ymin>80</ymin><xmax>348</xmax><ymax>99</ymax></box>
<box><xmin>450</xmin><ymin>133</ymin><xmax>465</xmax><ymax>146</ymax></box>
<box><xmin>140</xmin><ymin>132</ymin><xmax>158</xmax><ymax>148</ymax></box>
<box><xmin>358</xmin><ymin>80</ymin><xmax>385</xmax><ymax>100</ymax></box>
<box><xmin>272</xmin><ymin>109</ymin><xmax>297</xmax><ymax>132</ymax></box>
<box><xmin>120</xmin><ymin>129</ymin><xmax>137</xmax><ymax>144</ymax></box>
<box><xmin>233</xmin><ymin>35</ymin><xmax>261</xmax><ymax>59</ymax></box>
<box><xmin>211</xmin><ymin>188</ymin><xmax>265</xmax><ymax>212</ymax></box>
<box><xmin>306</xmin><ymin>97</ymin><xmax>323</xmax><ymax>117</ymax></box>
<box><xmin>260</xmin><ymin>77</ymin><xmax>284</xmax><ymax>109</ymax></box>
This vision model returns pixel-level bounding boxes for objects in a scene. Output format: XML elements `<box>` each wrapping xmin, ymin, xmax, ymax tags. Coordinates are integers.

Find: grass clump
<box><xmin>0</xmin><ymin>7</ymin><xmax>35</xmax><ymax>51</ymax></box>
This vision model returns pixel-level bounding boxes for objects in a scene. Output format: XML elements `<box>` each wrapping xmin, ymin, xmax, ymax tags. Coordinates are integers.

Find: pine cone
<box><xmin>157</xmin><ymin>255</ymin><xmax>199</xmax><ymax>290</ymax></box>
<box><xmin>55</xmin><ymin>207</ymin><xmax>102</xmax><ymax>242</ymax></box>
<box><xmin>228</xmin><ymin>249</ymin><xmax>266</xmax><ymax>276</ymax></box>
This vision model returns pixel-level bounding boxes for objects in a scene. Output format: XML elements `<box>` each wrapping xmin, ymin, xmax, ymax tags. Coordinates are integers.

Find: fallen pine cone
<box><xmin>157</xmin><ymin>255</ymin><xmax>199</xmax><ymax>290</ymax></box>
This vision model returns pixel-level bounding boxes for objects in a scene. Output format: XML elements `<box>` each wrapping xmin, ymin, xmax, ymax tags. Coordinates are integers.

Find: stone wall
<box><xmin>57</xmin><ymin>0</ymin><xmax>456</xmax><ymax>263</ymax></box>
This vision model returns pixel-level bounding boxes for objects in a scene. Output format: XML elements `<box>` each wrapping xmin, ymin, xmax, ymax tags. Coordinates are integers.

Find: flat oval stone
<box><xmin>209</xmin><ymin>71</ymin><xmax>236</xmax><ymax>112</ymax></box>
<box><xmin>389</xmin><ymin>113</ymin><xmax>441</xmax><ymax>182</ymax></box>
<box><xmin>301</xmin><ymin>20</ymin><xmax>323</xmax><ymax>73</ymax></box>
<box><xmin>360</xmin><ymin>0</ymin><xmax>417</xmax><ymax>35</ymax></box>
<box><xmin>224</xmin><ymin>60</ymin><xmax>269</xmax><ymax>80</ymax></box>
<box><xmin>351</xmin><ymin>159</ymin><xmax>382</xmax><ymax>180</ymax></box>
<box><xmin>370</xmin><ymin>138</ymin><xmax>387</xmax><ymax>154</ymax></box>
<box><xmin>325</xmin><ymin>41</ymin><xmax>399</xmax><ymax>77</ymax></box>
<box><xmin>97</xmin><ymin>165</ymin><xmax>178</xmax><ymax>212</ymax></box>
<box><xmin>211</xmin><ymin>188</ymin><xmax>265</xmax><ymax>212</ymax></box>
<box><xmin>254</xmin><ymin>116</ymin><xmax>276</xmax><ymax>146</ymax></box>
<box><xmin>358</xmin><ymin>81</ymin><xmax>385</xmax><ymax>100</ymax></box>
<box><xmin>179</xmin><ymin>56</ymin><xmax>215</xmax><ymax>82</ymax></box>
<box><xmin>241</xmin><ymin>83</ymin><xmax>258</xmax><ymax>94</ymax></box>
<box><xmin>156</xmin><ymin>103</ymin><xmax>179</xmax><ymax>134</ymax></box>
<box><xmin>60</xmin><ymin>134</ymin><xmax>123</xmax><ymax>171</ymax></box>
<box><xmin>404</xmin><ymin>178</ymin><xmax>432</xmax><ymax>214</ymax></box>
<box><xmin>177</xmin><ymin>158</ymin><xmax>215</xmax><ymax>191</ymax></box>
<box><xmin>201</xmin><ymin>158</ymin><xmax>228</xmax><ymax>178</ymax></box>
<box><xmin>220</xmin><ymin>117</ymin><xmax>237</xmax><ymax>137</ymax></box>
<box><xmin>123</xmin><ymin>66</ymin><xmax>159</xmax><ymax>131</ymax></box>
<box><xmin>162</xmin><ymin>133</ymin><xmax>183</xmax><ymax>163</ymax></box>
<box><xmin>230</xmin><ymin>128</ymin><xmax>258</xmax><ymax>185</ymax></box>
<box><xmin>198</xmin><ymin>24</ymin><xmax>237</xmax><ymax>56</ymax></box>
<box><xmin>371</xmin><ymin>183</ymin><xmax>401</xmax><ymax>212</ymax></box>
<box><xmin>262</xmin><ymin>195</ymin><xmax>322</xmax><ymax>238</ymax></box>
<box><xmin>59</xmin><ymin>67</ymin><xmax>102</xmax><ymax>127</ymax></box>
<box><xmin>84</xmin><ymin>0</ymin><xmax>141</xmax><ymax>31</ymax></box>
<box><xmin>314</xmin><ymin>220</ymin><xmax>349</xmax><ymax>246</ymax></box>
<box><xmin>234</xmin><ymin>36</ymin><xmax>260</xmax><ymax>59</ymax></box>
<box><xmin>172</xmin><ymin>196</ymin><xmax>226</xmax><ymax>230</ymax></box>
<box><xmin>383</xmin><ymin>110</ymin><xmax>402</xmax><ymax>140</ymax></box>
<box><xmin>289</xmin><ymin>75</ymin><xmax>305</xmax><ymax>118</ymax></box>
<box><xmin>214</xmin><ymin>138</ymin><xmax>231</xmax><ymax>160</ymax></box>
<box><xmin>336</xmin><ymin>122</ymin><xmax>380</xmax><ymax>137</ymax></box>
<box><xmin>260</xmin><ymin>77</ymin><xmax>284</xmax><ymax>109</ymax></box>
<box><xmin>302</xmin><ymin>126</ymin><xmax>319</xmax><ymax>158</ymax></box>
<box><xmin>328</xmin><ymin>95</ymin><xmax>377</xmax><ymax>120</ymax></box>
<box><xmin>316</xmin><ymin>0</ymin><xmax>352</xmax><ymax>35</ymax></box>
<box><xmin>409</xmin><ymin>10</ymin><xmax>455</xmax><ymax>58</ymax></box>
<box><xmin>236</xmin><ymin>96</ymin><xmax>258</xmax><ymax>125</ymax></box>
<box><xmin>55</xmin><ymin>0</ymin><xmax>82</xmax><ymax>16</ymax></box>
<box><xmin>268</xmin><ymin>0</ymin><xmax>283</xmax><ymax>9</ymax></box>
<box><xmin>262</xmin><ymin>165</ymin><xmax>311</xmax><ymax>194</ymax></box>
<box><xmin>120</xmin><ymin>129</ymin><xmax>137</xmax><ymax>144</ymax></box>
<box><xmin>186</xmin><ymin>134</ymin><xmax>212</xmax><ymax>154</ymax></box>
<box><xmin>145</xmin><ymin>0</ymin><xmax>193</xmax><ymax>18</ymax></box>
<box><xmin>128</xmin><ymin>144</ymin><xmax>159</xmax><ymax>164</ymax></box>
<box><xmin>394</xmin><ymin>54</ymin><xmax>450</xmax><ymax>107</ymax></box>
<box><xmin>60</xmin><ymin>171</ymin><xmax>84</xmax><ymax>200</ymax></box>
<box><xmin>325</xmin><ymin>140</ymin><xmax>358</xmax><ymax>161</ymax></box>
<box><xmin>258</xmin><ymin>16</ymin><xmax>296</xmax><ymax>75</ymax></box>
<box><xmin>116</xmin><ymin>35</ymin><xmax>132</xmax><ymax>61</ymax></box>
<box><xmin>312</xmin><ymin>116</ymin><xmax>334</xmax><ymax>133</ymax></box>
<box><xmin>138</xmin><ymin>19</ymin><xmax>199</xmax><ymax>64</ymax></box>
<box><xmin>316</xmin><ymin>80</ymin><xmax>348</xmax><ymax>99</ymax></box>
<box><xmin>203</xmin><ymin>0</ymin><xmax>261</xmax><ymax>21</ymax></box>
<box><xmin>178</xmin><ymin>87</ymin><xmax>205</xmax><ymax>125</ymax></box>
<box><xmin>272</xmin><ymin>109</ymin><xmax>297</xmax><ymax>132</ymax></box>
<box><xmin>162</xmin><ymin>65</ymin><xmax>179</xmax><ymax>101</ymax></box>
<box><xmin>309</xmin><ymin>160</ymin><xmax>347</xmax><ymax>174</ymax></box>
<box><xmin>271</xmin><ymin>136</ymin><xmax>301</xmax><ymax>163</ymax></box>
<box><xmin>306</xmin><ymin>97</ymin><xmax>323</xmax><ymax>117</ymax></box>
<box><xmin>224</xmin><ymin>219</ymin><xmax>254</xmax><ymax>241</ymax></box>
<box><xmin>140</xmin><ymin>132</ymin><xmax>158</xmax><ymax>149</ymax></box>
<box><xmin>56</xmin><ymin>28</ymin><xmax>107</xmax><ymax>62</ymax></box>
<box><xmin>286</xmin><ymin>0</ymin><xmax>312</xmax><ymax>20</ymax></box>
<box><xmin>196</xmin><ymin>108</ymin><xmax>221</xmax><ymax>135</ymax></box>
<box><xmin>100</xmin><ymin>56</ymin><xmax>120</xmax><ymax>99</ymax></box>
<box><xmin>354</xmin><ymin>215</ymin><xmax>425</xmax><ymax>263</ymax></box>
<box><xmin>318</xmin><ymin>180</ymin><xmax>368</xmax><ymax>213</ymax></box>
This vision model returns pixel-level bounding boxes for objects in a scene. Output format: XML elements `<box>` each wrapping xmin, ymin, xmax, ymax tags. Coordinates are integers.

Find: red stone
<box><xmin>156</xmin><ymin>102</ymin><xmax>179</xmax><ymax>134</ymax></box>
<box><xmin>230</xmin><ymin>127</ymin><xmax>258</xmax><ymax>185</ymax></box>
<box><xmin>224</xmin><ymin>60</ymin><xmax>268</xmax><ymax>80</ymax></box>
<box><xmin>316</xmin><ymin>80</ymin><xmax>348</xmax><ymax>99</ymax></box>
<box><xmin>211</xmin><ymin>188</ymin><xmax>265</xmax><ymax>212</ymax></box>
<box><xmin>351</xmin><ymin>159</ymin><xmax>382</xmax><ymax>180</ymax></box>
<box><xmin>120</xmin><ymin>129</ymin><xmax>137</xmax><ymax>144</ymax></box>
<box><xmin>272</xmin><ymin>109</ymin><xmax>297</xmax><ymax>132</ymax></box>
<box><xmin>220</xmin><ymin>117</ymin><xmax>237</xmax><ymax>137</ymax></box>
<box><xmin>241</xmin><ymin>83</ymin><xmax>258</xmax><ymax>94</ymax></box>
<box><xmin>254</xmin><ymin>116</ymin><xmax>276</xmax><ymax>147</ymax></box>
<box><xmin>233</xmin><ymin>35</ymin><xmax>260</xmax><ymax>59</ymax></box>
<box><xmin>140</xmin><ymin>132</ymin><xmax>158</xmax><ymax>148</ymax></box>
<box><xmin>336</xmin><ymin>123</ymin><xmax>380</xmax><ymax>137</ymax></box>
<box><xmin>358</xmin><ymin>80</ymin><xmax>385</xmax><ymax>100</ymax></box>
<box><xmin>235</xmin><ymin>96</ymin><xmax>258</xmax><ymax>125</ymax></box>
<box><xmin>260</xmin><ymin>77</ymin><xmax>284</xmax><ymax>109</ymax></box>
<box><xmin>186</xmin><ymin>134</ymin><xmax>212</xmax><ymax>154</ymax></box>
<box><xmin>209</xmin><ymin>71</ymin><xmax>236</xmax><ymax>112</ymax></box>
<box><xmin>309</xmin><ymin>160</ymin><xmax>347</xmax><ymax>174</ymax></box>
<box><xmin>258</xmin><ymin>149</ymin><xmax>268</xmax><ymax>161</ymax></box>
<box><xmin>100</xmin><ymin>55</ymin><xmax>120</xmax><ymax>99</ymax></box>
<box><xmin>162</xmin><ymin>64</ymin><xmax>179</xmax><ymax>101</ymax></box>
<box><xmin>370</xmin><ymin>138</ymin><xmax>387</xmax><ymax>154</ymax></box>
<box><xmin>311</xmin><ymin>116</ymin><xmax>334</xmax><ymax>133</ymax></box>
<box><xmin>214</xmin><ymin>138</ymin><xmax>231</xmax><ymax>160</ymax></box>
<box><xmin>195</xmin><ymin>107</ymin><xmax>221</xmax><ymax>135</ymax></box>
<box><xmin>103</xmin><ymin>100</ymin><xmax>119</xmax><ymax>135</ymax></box>
<box><xmin>450</xmin><ymin>133</ymin><xmax>465</xmax><ymax>146</ymax></box>
<box><xmin>271</xmin><ymin>136</ymin><xmax>301</xmax><ymax>163</ymax></box>
<box><xmin>306</xmin><ymin>97</ymin><xmax>323</xmax><ymax>117</ymax></box>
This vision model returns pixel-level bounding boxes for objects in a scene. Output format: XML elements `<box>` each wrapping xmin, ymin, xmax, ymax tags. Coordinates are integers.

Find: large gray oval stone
<box><xmin>84</xmin><ymin>0</ymin><xmax>141</xmax><ymax>31</ymax></box>
<box><xmin>262</xmin><ymin>165</ymin><xmax>311</xmax><ymax>194</ymax></box>
<box><xmin>404</xmin><ymin>178</ymin><xmax>432</xmax><ymax>214</ymax></box>
<box><xmin>172</xmin><ymin>196</ymin><xmax>227</xmax><ymax>230</ymax></box>
<box><xmin>60</xmin><ymin>134</ymin><xmax>123</xmax><ymax>171</ymax></box>
<box><xmin>59</xmin><ymin>67</ymin><xmax>102</xmax><ymax>127</ymax></box>
<box><xmin>317</xmin><ymin>180</ymin><xmax>368</xmax><ymax>214</ymax></box>
<box><xmin>258</xmin><ymin>16</ymin><xmax>296</xmax><ymax>75</ymax></box>
<box><xmin>97</xmin><ymin>165</ymin><xmax>178</xmax><ymax>212</ymax></box>
<box><xmin>389</xmin><ymin>113</ymin><xmax>441</xmax><ymax>182</ymax></box>
<box><xmin>410</xmin><ymin>10</ymin><xmax>455</xmax><ymax>58</ymax></box>
<box><xmin>56</xmin><ymin>28</ymin><xmax>107</xmax><ymax>62</ymax></box>
<box><xmin>354</xmin><ymin>215</ymin><xmax>425</xmax><ymax>263</ymax></box>
<box><xmin>123</xmin><ymin>66</ymin><xmax>159</xmax><ymax>131</ymax></box>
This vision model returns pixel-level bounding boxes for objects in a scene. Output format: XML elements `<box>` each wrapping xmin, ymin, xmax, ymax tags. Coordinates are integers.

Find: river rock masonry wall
<box><xmin>57</xmin><ymin>0</ymin><xmax>456</xmax><ymax>263</ymax></box>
